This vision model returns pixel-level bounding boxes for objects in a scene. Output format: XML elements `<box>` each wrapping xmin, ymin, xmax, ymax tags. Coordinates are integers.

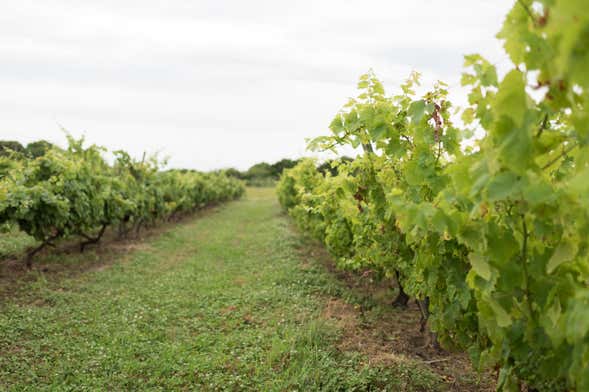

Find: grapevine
<box><xmin>0</xmin><ymin>136</ymin><xmax>245</xmax><ymax>267</ymax></box>
<box><xmin>278</xmin><ymin>0</ymin><xmax>589</xmax><ymax>389</ymax></box>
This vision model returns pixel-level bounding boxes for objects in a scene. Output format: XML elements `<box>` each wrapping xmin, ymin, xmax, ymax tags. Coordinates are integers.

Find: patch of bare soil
<box><xmin>298</xmin><ymin>237</ymin><xmax>496</xmax><ymax>392</ymax></box>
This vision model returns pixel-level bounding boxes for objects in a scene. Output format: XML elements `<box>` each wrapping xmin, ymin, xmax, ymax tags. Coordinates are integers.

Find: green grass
<box><xmin>0</xmin><ymin>188</ymin><xmax>443</xmax><ymax>391</ymax></box>
<box><xmin>0</xmin><ymin>226</ymin><xmax>36</xmax><ymax>259</ymax></box>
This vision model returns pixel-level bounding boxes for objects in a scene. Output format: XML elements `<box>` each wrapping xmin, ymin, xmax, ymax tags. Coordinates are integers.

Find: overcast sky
<box><xmin>1</xmin><ymin>0</ymin><xmax>514</xmax><ymax>170</ymax></box>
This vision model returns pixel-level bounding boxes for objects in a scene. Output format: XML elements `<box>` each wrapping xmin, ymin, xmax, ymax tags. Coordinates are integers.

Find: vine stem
<box><xmin>535</xmin><ymin>114</ymin><xmax>548</xmax><ymax>138</ymax></box>
<box><xmin>542</xmin><ymin>143</ymin><xmax>577</xmax><ymax>170</ymax></box>
<box><xmin>517</xmin><ymin>0</ymin><xmax>538</xmax><ymax>27</ymax></box>
<box><xmin>25</xmin><ymin>232</ymin><xmax>62</xmax><ymax>269</ymax></box>
<box><xmin>400</xmin><ymin>134</ymin><xmax>415</xmax><ymax>149</ymax></box>
<box><xmin>79</xmin><ymin>223</ymin><xmax>108</xmax><ymax>252</ymax></box>
<box><xmin>521</xmin><ymin>215</ymin><xmax>535</xmax><ymax>322</ymax></box>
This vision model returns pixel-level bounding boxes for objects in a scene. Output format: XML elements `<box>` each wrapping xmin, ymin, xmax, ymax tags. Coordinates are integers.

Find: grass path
<box><xmin>0</xmin><ymin>188</ymin><xmax>476</xmax><ymax>391</ymax></box>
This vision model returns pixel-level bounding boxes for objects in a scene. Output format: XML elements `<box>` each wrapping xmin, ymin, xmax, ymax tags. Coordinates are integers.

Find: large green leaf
<box><xmin>494</xmin><ymin>70</ymin><xmax>528</xmax><ymax>128</ymax></box>
<box><xmin>469</xmin><ymin>252</ymin><xmax>492</xmax><ymax>281</ymax></box>
<box><xmin>547</xmin><ymin>238</ymin><xmax>577</xmax><ymax>273</ymax></box>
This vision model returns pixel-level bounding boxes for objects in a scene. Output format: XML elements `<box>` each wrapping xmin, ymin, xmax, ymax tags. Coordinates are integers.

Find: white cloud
<box><xmin>0</xmin><ymin>0</ymin><xmax>513</xmax><ymax>170</ymax></box>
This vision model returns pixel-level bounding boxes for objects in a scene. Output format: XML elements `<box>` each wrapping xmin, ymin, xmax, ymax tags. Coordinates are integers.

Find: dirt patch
<box><xmin>322</xmin><ymin>298</ymin><xmax>357</xmax><ymax>333</ymax></box>
<box><xmin>220</xmin><ymin>305</ymin><xmax>238</xmax><ymax>315</ymax></box>
<box><xmin>321</xmin><ymin>297</ymin><xmax>491</xmax><ymax>389</ymax></box>
<box><xmin>322</xmin><ymin>297</ymin><xmax>415</xmax><ymax>365</ymax></box>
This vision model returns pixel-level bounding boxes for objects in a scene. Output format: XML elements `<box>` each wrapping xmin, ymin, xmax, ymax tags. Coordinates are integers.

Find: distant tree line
<box><xmin>225</xmin><ymin>157</ymin><xmax>354</xmax><ymax>186</ymax></box>
<box><xmin>0</xmin><ymin>140</ymin><xmax>55</xmax><ymax>159</ymax></box>
<box><xmin>225</xmin><ymin>159</ymin><xmax>301</xmax><ymax>186</ymax></box>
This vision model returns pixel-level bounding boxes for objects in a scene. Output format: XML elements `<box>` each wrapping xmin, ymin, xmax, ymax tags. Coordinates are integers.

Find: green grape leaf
<box><xmin>408</xmin><ymin>100</ymin><xmax>426</xmax><ymax>125</ymax></box>
<box><xmin>488</xmin><ymin>298</ymin><xmax>512</xmax><ymax>327</ymax></box>
<box><xmin>485</xmin><ymin>171</ymin><xmax>521</xmax><ymax>201</ymax></box>
<box><xmin>369</xmin><ymin>124</ymin><xmax>388</xmax><ymax>141</ymax></box>
<box><xmin>547</xmin><ymin>238</ymin><xmax>577</xmax><ymax>273</ymax></box>
<box><xmin>494</xmin><ymin>70</ymin><xmax>527</xmax><ymax>128</ymax></box>
<box><xmin>565</xmin><ymin>295</ymin><xmax>589</xmax><ymax>342</ymax></box>
<box><xmin>496</xmin><ymin>2</ymin><xmax>528</xmax><ymax>65</ymax></box>
<box><xmin>462</xmin><ymin>108</ymin><xmax>475</xmax><ymax>125</ymax></box>
<box><xmin>548</xmin><ymin>0</ymin><xmax>589</xmax><ymax>88</ymax></box>
<box><xmin>568</xmin><ymin>167</ymin><xmax>589</xmax><ymax>194</ymax></box>
<box><xmin>494</xmin><ymin>116</ymin><xmax>533</xmax><ymax>172</ymax></box>
<box><xmin>469</xmin><ymin>252</ymin><xmax>492</xmax><ymax>281</ymax></box>
<box><xmin>523</xmin><ymin>180</ymin><xmax>555</xmax><ymax>206</ymax></box>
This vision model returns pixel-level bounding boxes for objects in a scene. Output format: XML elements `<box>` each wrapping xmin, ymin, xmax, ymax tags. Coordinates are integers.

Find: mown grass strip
<box><xmin>0</xmin><ymin>188</ymin><xmax>443</xmax><ymax>391</ymax></box>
